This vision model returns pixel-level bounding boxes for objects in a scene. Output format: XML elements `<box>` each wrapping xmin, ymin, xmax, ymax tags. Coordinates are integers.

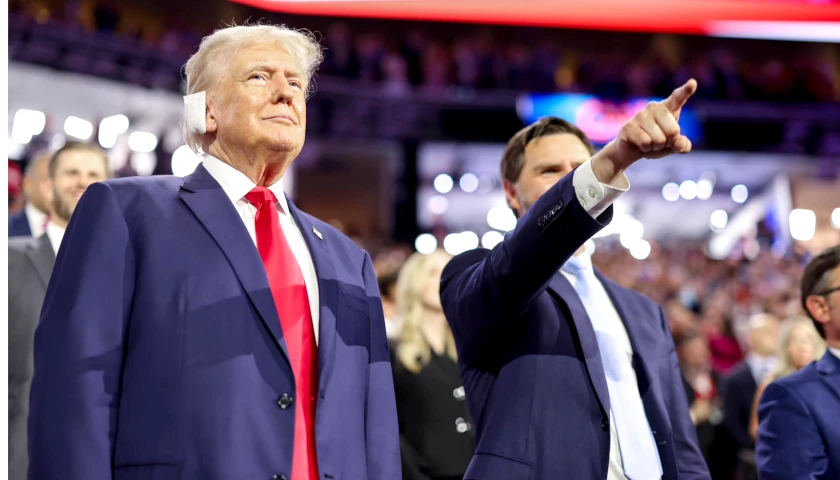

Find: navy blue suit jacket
<box><xmin>9</xmin><ymin>210</ymin><xmax>33</xmax><ymax>237</ymax></box>
<box><xmin>439</xmin><ymin>173</ymin><xmax>709</xmax><ymax>480</ymax></box>
<box><xmin>756</xmin><ymin>351</ymin><xmax>840</xmax><ymax>480</ymax></box>
<box><xmin>28</xmin><ymin>164</ymin><xmax>400</xmax><ymax>480</ymax></box>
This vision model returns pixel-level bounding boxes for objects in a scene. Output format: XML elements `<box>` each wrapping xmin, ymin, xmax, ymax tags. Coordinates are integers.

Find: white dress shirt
<box><xmin>202</xmin><ymin>155</ymin><xmax>321</xmax><ymax>345</ymax></box>
<box><xmin>567</xmin><ymin>160</ymin><xmax>646</xmax><ymax>480</ymax></box>
<box><xmin>26</xmin><ymin>202</ymin><xmax>48</xmax><ymax>238</ymax></box>
<box><xmin>44</xmin><ymin>221</ymin><xmax>66</xmax><ymax>256</ymax></box>
<box><xmin>830</xmin><ymin>346</ymin><xmax>840</xmax><ymax>361</ymax></box>
<box><xmin>572</xmin><ymin>158</ymin><xmax>630</xmax><ymax>218</ymax></box>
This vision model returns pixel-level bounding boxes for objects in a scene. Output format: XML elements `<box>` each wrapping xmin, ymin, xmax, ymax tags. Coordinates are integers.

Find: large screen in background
<box><xmin>516</xmin><ymin>93</ymin><xmax>703</xmax><ymax>146</ymax></box>
<box><xmin>231</xmin><ymin>0</ymin><xmax>840</xmax><ymax>42</ymax></box>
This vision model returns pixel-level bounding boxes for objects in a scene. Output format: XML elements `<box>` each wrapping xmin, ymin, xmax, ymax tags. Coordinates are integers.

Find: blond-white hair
<box><xmin>395</xmin><ymin>250</ymin><xmax>457</xmax><ymax>374</ymax></box>
<box><xmin>768</xmin><ymin>316</ymin><xmax>826</xmax><ymax>380</ymax></box>
<box><xmin>182</xmin><ymin>23</ymin><xmax>324</xmax><ymax>153</ymax></box>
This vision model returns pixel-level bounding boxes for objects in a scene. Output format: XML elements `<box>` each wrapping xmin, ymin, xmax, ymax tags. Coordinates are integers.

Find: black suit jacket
<box><xmin>722</xmin><ymin>361</ymin><xmax>758</xmax><ymax>450</ymax></box>
<box><xmin>392</xmin><ymin>345</ymin><xmax>475</xmax><ymax>480</ymax></box>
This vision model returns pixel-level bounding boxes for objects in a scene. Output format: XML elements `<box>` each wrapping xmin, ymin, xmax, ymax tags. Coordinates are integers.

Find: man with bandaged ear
<box><xmin>28</xmin><ymin>24</ymin><xmax>400</xmax><ymax>480</ymax></box>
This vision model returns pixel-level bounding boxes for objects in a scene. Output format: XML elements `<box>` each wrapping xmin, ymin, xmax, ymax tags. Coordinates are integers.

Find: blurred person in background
<box><xmin>9</xmin><ymin>141</ymin><xmax>111</xmax><ymax>480</ymax></box>
<box><xmin>392</xmin><ymin>250</ymin><xmax>474</xmax><ymax>480</ymax></box>
<box><xmin>756</xmin><ymin>245</ymin><xmax>840</xmax><ymax>480</ymax></box>
<box><xmin>748</xmin><ymin>316</ymin><xmax>825</xmax><ymax>441</ymax></box>
<box><xmin>676</xmin><ymin>330</ymin><xmax>725</xmax><ymax>478</ymax></box>
<box><xmin>720</xmin><ymin>314</ymin><xmax>779</xmax><ymax>479</ymax></box>
<box><xmin>441</xmin><ymin>80</ymin><xmax>710</xmax><ymax>480</ymax></box>
<box><xmin>700</xmin><ymin>293</ymin><xmax>744</xmax><ymax>376</ymax></box>
<box><xmin>9</xmin><ymin>152</ymin><xmax>52</xmax><ymax>238</ymax></box>
<box><xmin>374</xmin><ymin>245</ymin><xmax>411</xmax><ymax>340</ymax></box>
<box><xmin>379</xmin><ymin>268</ymin><xmax>403</xmax><ymax>340</ymax></box>
<box><xmin>28</xmin><ymin>24</ymin><xmax>399</xmax><ymax>480</ymax></box>
<box><xmin>8</xmin><ymin>161</ymin><xmax>25</xmax><ymax>214</ymax></box>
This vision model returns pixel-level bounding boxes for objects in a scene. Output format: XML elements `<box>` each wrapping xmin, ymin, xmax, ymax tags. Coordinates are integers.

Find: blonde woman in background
<box><xmin>391</xmin><ymin>250</ymin><xmax>475</xmax><ymax>480</ymax></box>
<box><xmin>748</xmin><ymin>316</ymin><xmax>826</xmax><ymax>441</ymax></box>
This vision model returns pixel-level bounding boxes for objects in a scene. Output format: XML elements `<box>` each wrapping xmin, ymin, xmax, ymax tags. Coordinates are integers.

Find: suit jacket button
<box><xmin>602</xmin><ymin>418</ymin><xmax>609</xmax><ymax>431</ymax></box>
<box><xmin>277</xmin><ymin>394</ymin><xmax>293</xmax><ymax>409</ymax></box>
<box><xmin>272</xmin><ymin>475</ymin><xmax>287</xmax><ymax>480</ymax></box>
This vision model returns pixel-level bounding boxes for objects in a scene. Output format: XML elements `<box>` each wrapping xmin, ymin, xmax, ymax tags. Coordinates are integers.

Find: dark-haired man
<box><xmin>440</xmin><ymin>80</ymin><xmax>710</xmax><ymax>479</ymax></box>
<box><xmin>756</xmin><ymin>244</ymin><xmax>840</xmax><ymax>480</ymax></box>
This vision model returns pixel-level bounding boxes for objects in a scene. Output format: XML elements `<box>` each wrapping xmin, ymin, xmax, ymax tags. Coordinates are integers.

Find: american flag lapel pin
<box><xmin>312</xmin><ymin>226</ymin><xmax>323</xmax><ymax>240</ymax></box>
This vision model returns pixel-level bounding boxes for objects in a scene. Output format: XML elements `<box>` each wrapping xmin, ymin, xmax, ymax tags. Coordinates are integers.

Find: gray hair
<box><xmin>182</xmin><ymin>23</ymin><xmax>324</xmax><ymax>154</ymax></box>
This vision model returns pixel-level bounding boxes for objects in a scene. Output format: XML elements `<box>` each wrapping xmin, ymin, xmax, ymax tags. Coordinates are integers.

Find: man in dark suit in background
<box><xmin>756</xmin><ymin>245</ymin><xmax>840</xmax><ymax>480</ymax></box>
<box><xmin>8</xmin><ymin>152</ymin><xmax>51</xmax><ymax>238</ymax></box>
<box><xmin>441</xmin><ymin>79</ymin><xmax>710</xmax><ymax>479</ymax></box>
<box><xmin>720</xmin><ymin>313</ymin><xmax>778</xmax><ymax>477</ymax></box>
<box><xmin>8</xmin><ymin>141</ymin><xmax>111</xmax><ymax>480</ymax></box>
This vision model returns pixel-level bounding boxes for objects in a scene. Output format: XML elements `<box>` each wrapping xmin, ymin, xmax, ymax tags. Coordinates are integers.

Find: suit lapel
<box><xmin>817</xmin><ymin>351</ymin><xmax>840</xmax><ymax>403</ymax></box>
<box><xmin>179</xmin><ymin>164</ymin><xmax>290</xmax><ymax>365</ymax></box>
<box><xmin>547</xmin><ymin>272</ymin><xmax>610</xmax><ymax>416</ymax></box>
<box><xmin>286</xmin><ymin>199</ymin><xmax>339</xmax><ymax>394</ymax></box>
<box><xmin>25</xmin><ymin>235</ymin><xmax>55</xmax><ymax>289</ymax></box>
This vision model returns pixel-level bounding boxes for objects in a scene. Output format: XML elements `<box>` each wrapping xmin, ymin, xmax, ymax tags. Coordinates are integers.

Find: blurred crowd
<box><xmin>9</xmin><ymin>0</ymin><xmax>840</xmax><ymax>102</ymax></box>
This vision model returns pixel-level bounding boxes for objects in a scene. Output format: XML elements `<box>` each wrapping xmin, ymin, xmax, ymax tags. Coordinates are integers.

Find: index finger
<box><xmin>662</xmin><ymin>78</ymin><xmax>698</xmax><ymax>113</ymax></box>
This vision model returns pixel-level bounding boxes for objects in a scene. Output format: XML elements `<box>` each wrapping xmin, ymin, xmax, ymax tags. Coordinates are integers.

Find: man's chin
<box><xmin>263</xmin><ymin>135</ymin><xmax>303</xmax><ymax>154</ymax></box>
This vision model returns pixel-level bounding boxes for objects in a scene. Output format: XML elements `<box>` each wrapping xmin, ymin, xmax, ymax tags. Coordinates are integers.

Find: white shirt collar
<box><xmin>745</xmin><ymin>353</ymin><xmax>776</xmax><ymax>382</ymax></box>
<box><xmin>44</xmin><ymin>221</ymin><xmax>66</xmax><ymax>255</ymax></box>
<box><xmin>25</xmin><ymin>202</ymin><xmax>48</xmax><ymax>236</ymax></box>
<box><xmin>202</xmin><ymin>154</ymin><xmax>291</xmax><ymax>217</ymax></box>
<box><xmin>829</xmin><ymin>346</ymin><xmax>840</xmax><ymax>361</ymax></box>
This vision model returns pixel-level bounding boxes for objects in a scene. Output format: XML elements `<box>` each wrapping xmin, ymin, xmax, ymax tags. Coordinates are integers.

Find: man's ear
<box><xmin>205</xmin><ymin>97</ymin><xmax>217</xmax><ymax>134</ymax></box>
<box><xmin>503</xmin><ymin>179</ymin><xmax>521</xmax><ymax>219</ymax></box>
<box><xmin>805</xmin><ymin>295</ymin><xmax>831</xmax><ymax>326</ymax></box>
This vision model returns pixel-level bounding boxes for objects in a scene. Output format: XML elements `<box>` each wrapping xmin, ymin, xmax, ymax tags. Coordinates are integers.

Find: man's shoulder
<box><xmin>100</xmin><ymin>175</ymin><xmax>184</xmax><ymax>196</ymax></box>
<box><xmin>773</xmin><ymin>362</ymin><xmax>822</xmax><ymax>391</ymax></box>
<box><xmin>441</xmin><ymin>247</ymin><xmax>492</xmax><ymax>280</ymax></box>
<box><xmin>9</xmin><ymin>235</ymin><xmax>39</xmax><ymax>254</ymax></box>
<box><xmin>78</xmin><ymin>176</ymin><xmax>185</xmax><ymax>214</ymax></box>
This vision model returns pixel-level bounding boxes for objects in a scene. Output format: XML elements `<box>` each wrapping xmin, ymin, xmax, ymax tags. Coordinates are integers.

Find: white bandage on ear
<box><xmin>183</xmin><ymin>91</ymin><xmax>207</xmax><ymax>134</ymax></box>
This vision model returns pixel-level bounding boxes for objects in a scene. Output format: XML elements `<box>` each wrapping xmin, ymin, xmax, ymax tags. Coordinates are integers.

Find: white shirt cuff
<box><xmin>572</xmin><ymin>158</ymin><xmax>630</xmax><ymax>218</ymax></box>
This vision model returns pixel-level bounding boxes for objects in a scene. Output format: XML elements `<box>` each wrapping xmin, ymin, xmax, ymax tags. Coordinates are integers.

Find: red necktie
<box><xmin>246</xmin><ymin>187</ymin><xmax>319</xmax><ymax>480</ymax></box>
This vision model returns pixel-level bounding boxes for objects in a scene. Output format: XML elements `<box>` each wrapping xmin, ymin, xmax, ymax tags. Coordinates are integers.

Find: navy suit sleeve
<box><xmin>361</xmin><ymin>252</ymin><xmax>402</xmax><ymax>480</ymax></box>
<box><xmin>659</xmin><ymin>307</ymin><xmax>711</xmax><ymax>480</ymax></box>
<box><xmin>439</xmin><ymin>173</ymin><xmax>610</xmax><ymax>361</ymax></box>
<box><xmin>28</xmin><ymin>182</ymin><xmax>135</xmax><ymax>480</ymax></box>
<box><xmin>756</xmin><ymin>381</ymin><xmax>827</xmax><ymax>480</ymax></box>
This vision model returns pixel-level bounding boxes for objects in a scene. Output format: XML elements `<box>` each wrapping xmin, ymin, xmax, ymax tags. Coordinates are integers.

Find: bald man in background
<box><xmin>9</xmin><ymin>152</ymin><xmax>52</xmax><ymax>237</ymax></box>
